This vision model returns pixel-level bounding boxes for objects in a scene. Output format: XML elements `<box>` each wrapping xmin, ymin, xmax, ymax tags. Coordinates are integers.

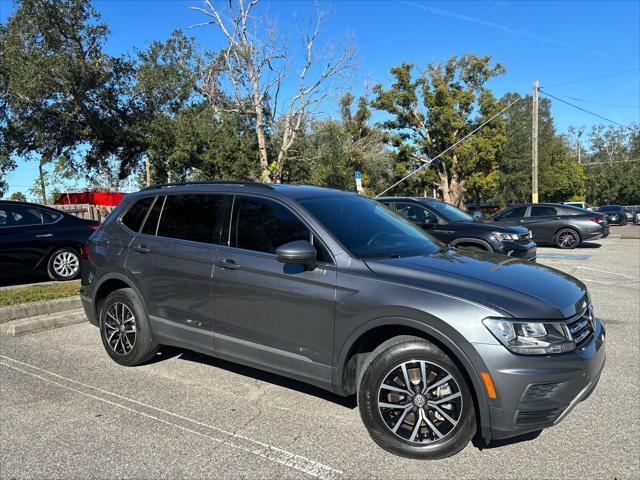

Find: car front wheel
<box><xmin>358</xmin><ymin>335</ymin><xmax>476</xmax><ymax>459</ymax></box>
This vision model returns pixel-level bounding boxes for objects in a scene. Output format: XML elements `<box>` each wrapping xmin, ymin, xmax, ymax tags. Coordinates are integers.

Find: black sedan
<box><xmin>377</xmin><ymin>197</ymin><xmax>537</xmax><ymax>260</ymax></box>
<box><xmin>0</xmin><ymin>201</ymin><xmax>99</xmax><ymax>280</ymax></box>
<box><xmin>490</xmin><ymin>203</ymin><xmax>609</xmax><ymax>249</ymax></box>
<box><xmin>596</xmin><ymin>205</ymin><xmax>627</xmax><ymax>225</ymax></box>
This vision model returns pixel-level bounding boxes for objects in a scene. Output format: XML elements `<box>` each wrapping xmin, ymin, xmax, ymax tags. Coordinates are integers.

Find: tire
<box><xmin>554</xmin><ymin>228</ymin><xmax>580</xmax><ymax>249</ymax></box>
<box><xmin>456</xmin><ymin>244</ymin><xmax>491</xmax><ymax>253</ymax></box>
<box><xmin>357</xmin><ymin>335</ymin><xmax>476</xmax><ymax>460</ymax></box>
<box><xmin>99</xmin><ymin>288</ymin><xmax>158</xmax><ymax>366</ymax></box>
<box><xmin>47</xmin><ymin>247</ymin><xmax>81</xmax><ymax>280</ymax></box>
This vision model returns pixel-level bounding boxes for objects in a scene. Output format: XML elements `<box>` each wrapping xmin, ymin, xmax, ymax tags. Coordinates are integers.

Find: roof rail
<box><xmin>141</xmin><ymin>180</ymin><xmax>274</xmax><ymax>191</ymax></box>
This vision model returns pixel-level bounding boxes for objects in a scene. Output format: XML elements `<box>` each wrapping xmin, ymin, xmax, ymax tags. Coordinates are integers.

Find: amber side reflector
<box><xmin>481</xmin><ymin>372</ymin><xmax>497</xmax><ymax>399</ymax></box>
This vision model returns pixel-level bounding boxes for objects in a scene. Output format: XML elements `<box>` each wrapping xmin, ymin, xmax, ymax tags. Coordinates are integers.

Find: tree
<box><xmin>371</xmin><ymin>56</ymin><xmax>506</xmax><ymax>207</ymax></box>
<box><xmin>9</xmin><ymin>191</ymin><xmax>26</xmax><ymax>202</ymax></box>
<box><xmin>1</xmin><ymin>0</ymin><xmax>144</xmax><ymax>189</ymax></box>
<box><xmin>191</xmin><ymin>0</ymin><xmax>355</xmax><ymax>183</ymax></box>
<box><xmin>584</xmin><ymin>125</ymin><xmax>640</xmax><ymax>205</ymax></box>
<box><xmin>496</xmin><ymin>92</ymin><xmax>584</xmax><ymax>205</ymax></box>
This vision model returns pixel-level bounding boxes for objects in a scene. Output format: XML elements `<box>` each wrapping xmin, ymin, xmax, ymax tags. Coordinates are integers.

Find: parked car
<box><xmin>563</xmin><ymin>201</ymin><xmax>592</xmax><ymax>211</ymax></box>
<box><xmin>490</xmin><ymin>203</ymin><xmax>609</xmax><ymax>249</ymax></box>
<box><xmin>377</xmin><ymin>197</ymin><xmax>536</xmax><ymax>260</ymax></box>
<box><xmin>623</xmin><ymin>207</ymin><xmax>637</xmax><ymax>223</ymax></box>
<box><xmin>0</xmin><ymin>200</ymin><xmax>99</xmax><ymax>280</ymax></box>
<box><xmin>595</xmin><ymin>205</ymin><xmax>627</xmax><ymax>225</ymax></box>
<box><xmin>81</xmin><ymin>182</ymin><xmax>605</xmax><ymax>460</ymax></box>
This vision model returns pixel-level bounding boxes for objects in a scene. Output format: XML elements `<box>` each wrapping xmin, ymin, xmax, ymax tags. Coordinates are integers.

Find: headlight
<box><xmin>483</xmin><ymin>318</ymin><xmax>575</xmax><ymax>354</ymax></box>
<box><xmin>492</xmin><ymin>232</ymin><xmax>520</xmax><ymax>242</ymax></box>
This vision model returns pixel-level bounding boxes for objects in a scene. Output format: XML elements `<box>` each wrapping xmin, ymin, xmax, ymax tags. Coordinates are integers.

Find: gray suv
<box><xmin>80</xmin><ymin>182</ymin><xmax>606</xmax><ymax>459</ymax></box>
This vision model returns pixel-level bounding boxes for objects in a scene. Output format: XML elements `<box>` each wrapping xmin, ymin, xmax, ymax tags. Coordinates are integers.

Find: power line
<box><xmin>562</xmin><ymin>96</ymin><xmax>640</xmax><ymax>109</ymax></box>
<box><xmin>542</xmin><ymin>67</ymin><xmax>639</xmax><ymax>88</ymax></box>
<box><xmin>374</xmin><ymin>97</ymin><xmax>522</xmax><ymax>198</ymax></box>
<box><xmin>583</xmin><ymin>159</ymin><xmax>640</xmax><ymax>166</ymax></box>
<box><xmin>539</xmin><ymin>90</ymin><xmax>635</xmax><ymax>130</ymax></box>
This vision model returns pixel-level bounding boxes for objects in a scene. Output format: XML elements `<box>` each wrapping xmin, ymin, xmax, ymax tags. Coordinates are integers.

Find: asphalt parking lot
<box><xmin>1</xmin><ymin>235</ymin><xmax>639</xmax><ymax>479</ymax></box>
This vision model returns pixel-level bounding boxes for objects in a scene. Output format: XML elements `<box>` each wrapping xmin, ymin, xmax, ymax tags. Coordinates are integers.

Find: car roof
<box><xmin>0</xmin><ymin>200</ymin><xmax>62</xmax><ymax>212</ymax></box>
<box><xmin>130</xmin><ymin>181</ymin><xmax>356</xmax><ymax>201</ymax></box>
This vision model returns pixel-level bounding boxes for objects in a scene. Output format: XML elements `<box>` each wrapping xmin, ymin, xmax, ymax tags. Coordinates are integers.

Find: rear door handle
<box><xmin>35</xmin><ymin>233</ymin><xmax>53</xmax><ymax>238</ymax></box>
<box><xmin>215</xmin><ymin>258</ymin><xmax>240</xmax><ymax>270</ymax></box>
<box><xmin>133</xmin><ymin>245</ymin><xmax>151</xmax><ymax>254</ymax></box>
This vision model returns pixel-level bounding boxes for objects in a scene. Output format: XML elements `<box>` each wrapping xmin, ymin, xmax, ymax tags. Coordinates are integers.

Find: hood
<box><xmin>364</xmin><ymin>250</ymin><xmax>587</xmax><ymax>319</ymax></box>
<box><xmin>448</xmin><ymin>221</ymin><xmax>529</xmax><ymax>234</ymax></box>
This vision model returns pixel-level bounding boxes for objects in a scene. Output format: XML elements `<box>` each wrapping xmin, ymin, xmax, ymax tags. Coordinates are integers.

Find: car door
<box><xmin>212</xmin><ymin>194</ymin><xmax>337</xmax><ymax>388</ymax></box>
<box><xmin>0</xmin><ymin>204</ymin><xmax>60</xmax><ymax>275</ymax></box>
<box><xmin>125</xmin><ymin>193</ymin><xmax>232</xmax><ymax>354</ymax></box>
<box><xmin>521</xmin><ymin>205</ymin><xmax>560</xmax><ymax>243</ymax></box>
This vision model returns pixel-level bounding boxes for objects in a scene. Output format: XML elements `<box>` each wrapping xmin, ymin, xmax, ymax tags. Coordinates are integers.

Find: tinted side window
<box><xmin>395</xmin><ymin>203</ymin><xmax>438</xmax><ymax>224</ymax></box>
<box><xmin>33</xmin><ymin>208</ymin><xmax>61</xmax><ymax>224</ymax></box>
<box><xmin>530</xmin><ymin>206</ymin><xmax>557</xmax><ymax>217</ymax></box>
<box><xmin>232</xmin><ymin>197</ymin><xmax>310</xmax><ymax>254</ymax></box>
<box><xmin>6</xmin><ymin>205</ymin><xmax>46</xmax><ymax>225</ymax></box>
<box><xmin>498</xmin><ymin>206</ymin><xmax>527</xmax><ymax>219</ymax></box>
<box><xmin>0</xmin><ymin>208</ymin><xmax>7</xmax><ymax>226</ymax></box>
<box><xmin>156</xmin><ymin>194</ymin><xmax>232</xmax><ymax>244</ymax></box>
<box><xmin>141</xmin><ymin>196</ymin><xmax>164</xmax><ymax>235</ymax></box>
<box><xmin>121</xmin><ymin>197</ymin><xmax>155</xmax><ymax>232</ymax></box>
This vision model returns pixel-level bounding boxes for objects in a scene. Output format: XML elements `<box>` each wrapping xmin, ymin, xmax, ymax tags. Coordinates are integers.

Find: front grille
<box><xmin>513</xmin><ymin>232</ymin><xmax>532</xmax><ymax>245</ymax></box>
<box><xmin>516</xmin><ymin>408</ymin><xmax>562</xmax><ymax>425</ymax></box>
<box><xmin>522</xmin><ymin>382</ymin><xmax>561</xmax><ymax>401</ymax></box>
<box><xmin>567</xmin><ymin>306</ymin><xmax>595</xmax><ymax>348</ymax></box>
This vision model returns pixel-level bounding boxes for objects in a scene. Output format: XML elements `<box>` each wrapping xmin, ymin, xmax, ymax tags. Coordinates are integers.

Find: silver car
<box><xmin>80</xmin><ymin>182</ymin><xmax>606</xmax><ymax>459</ymax></box>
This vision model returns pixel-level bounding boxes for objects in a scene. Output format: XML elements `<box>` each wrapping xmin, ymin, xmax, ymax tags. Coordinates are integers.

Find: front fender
<box><xmin>333</xmin><ymin>314</ymin><xmax>494</xmax><ymax>443</ymax></box>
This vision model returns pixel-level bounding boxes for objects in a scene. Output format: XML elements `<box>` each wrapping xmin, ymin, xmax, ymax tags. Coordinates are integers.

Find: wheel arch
<box><xmin>92</xmin><ymin>273</ymin><xmax>147</xmax><ymax>322</ymax></box>
<box><xmin>449</xmin><ymin>238</ymin><xmax>493</xmax><ymax>251</ymax></box>
<box><xmin>333</xmin><ymin>315</ymin><xmax>493</xmax><ymax>443</ymax></box>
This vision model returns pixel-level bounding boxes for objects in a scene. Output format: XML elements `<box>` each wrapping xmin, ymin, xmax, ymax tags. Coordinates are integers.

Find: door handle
<box><xmin>133</xmin><ymin>245</ymin><xmax>151</xmax><ymax>254</ymax></box>
<box><xmin>215</xmin><ymin>258</ymin><xmax>240</xmax><ymax>270</ymax></box>
<box><xmin>35</xmin><ymin>233</ymin><xmax>53</xmax><ymax>238</ymax></box>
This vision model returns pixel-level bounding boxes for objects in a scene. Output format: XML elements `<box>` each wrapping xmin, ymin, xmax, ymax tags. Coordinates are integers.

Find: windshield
<box><xmin>425</xmin><ymin>200</ymin><xmax>474</xmax><ymax>222</ymax></box>
<box><xmin>299</xmin><ymin>195</ymin><xmax>441</xmax><ymax>259</ymax></box>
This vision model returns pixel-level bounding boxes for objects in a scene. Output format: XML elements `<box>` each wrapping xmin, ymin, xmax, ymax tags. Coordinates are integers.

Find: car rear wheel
<box><xmin>47</xmin><ymin>247</ymin><xmax>80</xmax><ymax>280</ymax></box>
<box><xmin>357</xmin><ymin>335</ymin><xmax>476</xmax><ymax>459</ymax></box>
<box><xmin>99</xmin><ymin>288</ymin><xmax>158</xmax><ymax>366</ymax></box>
<box><xmin>555</xmin><ymin>228</ymin><xmax>580</xmax><ymax>249</ymax></box>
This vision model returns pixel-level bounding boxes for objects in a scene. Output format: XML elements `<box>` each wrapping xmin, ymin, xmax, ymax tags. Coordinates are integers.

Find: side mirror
<box><xmin>276</xmin><ymin>240</ymin><xmax>317</xmax><ymax>270</ymax></box>
<box><xmin>472</xmin><ymin>211</ymin><xmax>483</xmax><ymax>220</ymax></box>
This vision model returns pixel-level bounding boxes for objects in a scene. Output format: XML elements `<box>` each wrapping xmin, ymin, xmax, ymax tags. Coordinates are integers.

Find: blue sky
<box><xmin>1</xmin><ymin>0</ymin><xmax>639</xmax><ymax>198</ymax></box>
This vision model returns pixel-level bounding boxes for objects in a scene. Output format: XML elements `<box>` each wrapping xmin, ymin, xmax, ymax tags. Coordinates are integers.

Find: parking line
<box><xmin>0</xmin><ymin>355</ymin><xmax>343</xmax><ymax>480</ymax></box>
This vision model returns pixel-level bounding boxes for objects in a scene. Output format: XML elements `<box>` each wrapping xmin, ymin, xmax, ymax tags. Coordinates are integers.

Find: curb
<box><xmin>0</xmin><ymin>296</ymin><xmax>81</xmax><ymax>323</ymax></box>
<box><xmin>0</xmin><ymin>308</ymin><xmax>87</xmax><ymax>337</ymax></box>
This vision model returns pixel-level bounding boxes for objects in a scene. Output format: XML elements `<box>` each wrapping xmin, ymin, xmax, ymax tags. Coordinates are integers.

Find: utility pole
<box><xmin>532</xmin><ymin>80</ymin><xmax>539</xmax><ymax>204</ymax></box>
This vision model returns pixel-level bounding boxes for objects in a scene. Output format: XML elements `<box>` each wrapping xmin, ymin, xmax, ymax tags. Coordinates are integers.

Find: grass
<box><xmin>0</xmin><ymin>280</ymin><xmax>80</xmax><ymax>308</ymax></box>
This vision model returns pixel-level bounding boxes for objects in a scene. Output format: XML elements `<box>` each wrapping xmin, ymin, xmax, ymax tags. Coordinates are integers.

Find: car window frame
<box><xmin>529</xmin><ymin>205</ymin><xmax>558</xmax><ymax>218</ymax></box>
<box><xmin>0</xmin><ymin>204</ymin><xmax>64</xmax><ymax>229</ymax></box>
<box><xmin>118</xmin><ymin>195</ymin><xmax>159</xmax><ymax>235</ymax></box>
<box><xmin>226</xmin><ymin>193</ymin><xmax>335</xmax><ymax>266</ymax></box>
<box><xmin>495</xmin><ymin>205</ymin><xmax>528</xmax><ymax>220</ymax></box>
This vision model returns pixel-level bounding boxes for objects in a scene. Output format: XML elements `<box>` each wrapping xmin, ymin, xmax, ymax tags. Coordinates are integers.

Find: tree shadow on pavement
<box><xmin>150</xmin><ymin>345</ymin><xmax>358</xmax><ymax>409</ymax></box>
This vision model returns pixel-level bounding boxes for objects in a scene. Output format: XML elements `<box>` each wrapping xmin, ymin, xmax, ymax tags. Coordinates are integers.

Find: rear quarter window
<box><xmin>121</xmin><ymin>197</ymin><xmax>155</xmax><ymax>232</ymax></box>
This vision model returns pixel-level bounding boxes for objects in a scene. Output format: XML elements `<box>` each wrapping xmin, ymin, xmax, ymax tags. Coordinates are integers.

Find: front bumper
<box><xmin>496</xmin><ymin>241</ymin><xmax>537</xmax><ymax>261</ymax></box>
<box><xmin>473</xmin><ymin>318</ymin><xmax>605</xmax><ymax>441</ymax></box>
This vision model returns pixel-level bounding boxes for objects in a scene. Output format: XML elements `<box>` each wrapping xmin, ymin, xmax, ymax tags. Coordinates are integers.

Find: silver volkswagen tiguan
<box><xmin>80</xmin><ymin>181</ymin><xmax>605</xmax><ymax>459</ymax></box>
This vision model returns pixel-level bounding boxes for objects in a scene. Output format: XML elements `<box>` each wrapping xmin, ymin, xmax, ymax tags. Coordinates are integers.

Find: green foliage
<box><xmin>283</xmin><ymin>94</ymin><xmax>392</xmax><ymax>194</ymax></box>
<box><xmin>9</xmin><ymin>191</ymin><xmax>26</xmax><ymax>201</ymax></box>
<box><xmin>371</xmin><ymin>55</ymin><xmax>506</xmax><ymax>206</ymax></box>
<box><xmin>584</xmin><ymin>125</ymin><xmax>640</xmax><ymax>205</ymax></box>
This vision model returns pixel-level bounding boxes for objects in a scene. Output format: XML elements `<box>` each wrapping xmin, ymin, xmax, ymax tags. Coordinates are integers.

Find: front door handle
<box><xmin>133</xmin><ymin>245</ymin><xmax>151</xmax><ymax>254</ymax></box>
<box><xmin>35</xmin><ymin>233</ymin><xmax>53</xmax><ymax>238</ymax></box>
<box><xmin>215</xmin><ymin>258</ymin><xmax>240</xmax><ymax>270</ymax></box>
